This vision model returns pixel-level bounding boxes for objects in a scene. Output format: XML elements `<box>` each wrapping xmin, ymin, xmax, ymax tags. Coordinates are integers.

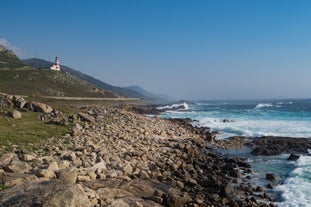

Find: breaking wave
<box><xmin>254</xmin><ymin>103</ymin><xmax>274</xmax><ymax>109</ymax></box>
<box><xmin>157</xmin><ymin>102</ymin><xmax>189</xmax><ymax>111</ymax></box>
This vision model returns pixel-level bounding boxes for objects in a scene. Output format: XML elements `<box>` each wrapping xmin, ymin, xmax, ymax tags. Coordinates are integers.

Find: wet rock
<box><xmin>288</xmin><ymin>153</ymin><xmax>300</xmax><ymax>161</ymax></box>
<box><xmin>251</xmin><ymin>136</ymin><xmax>311</xmax><ymax>155</ymax></box>
<box><xmin>256</xmin><ymin>186</ymin><xmax>264</xmax><ymax>192</ymax></box>
<box><xmin>266</xmin><ymin>173</ymin><xmax>277</xmax><ymax>182</ymax></box>
<box><xmin>267</xmin><ymin>183</ymin><xmax>274</xmax><ymax>189</ymax></box>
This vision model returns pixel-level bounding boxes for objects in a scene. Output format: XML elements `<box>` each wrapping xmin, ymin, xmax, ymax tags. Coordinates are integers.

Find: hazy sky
<box><xmin>1</xmin><ymin>0</ymin><xmax>311</xmax><ymax>100</ymax></box>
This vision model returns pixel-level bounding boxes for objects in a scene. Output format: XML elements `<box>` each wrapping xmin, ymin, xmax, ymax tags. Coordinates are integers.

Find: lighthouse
<box><xmin>50</xmin><ymin>56</ymin><xmax>60</xmax><ymax>71</ymax></box>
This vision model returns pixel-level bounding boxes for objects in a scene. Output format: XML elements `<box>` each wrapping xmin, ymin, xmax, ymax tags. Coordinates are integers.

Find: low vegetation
<box><xmin>0</xmin><ymin>110</ymin><xmax>70</xmax><ymax>152</ymax></box>
<box><xmin>0</xmin><ymin>70</ymin><xmax>118</xmax><ymax>98</ymax></box>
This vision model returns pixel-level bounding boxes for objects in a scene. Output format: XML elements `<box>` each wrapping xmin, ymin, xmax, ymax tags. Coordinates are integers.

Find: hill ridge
<box><xmin>23</xmin><ymin>58</ymin><xmax>154</xmax><ymax>100</ymax></box>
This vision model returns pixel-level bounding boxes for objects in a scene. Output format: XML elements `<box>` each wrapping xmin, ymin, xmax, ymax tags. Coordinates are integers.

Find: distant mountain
<box><xmin>125</xmin><ymin>85</ymin><xmax>171</xmax><ymax>102</ymax></box>
<box><xmin>23</xmin><ymin>58</ymin><xmax>157</xmax><ymax>100</ymax></box>
<box><xmin>0</xmin><ymin>45</ymin><xmax>27</xmax><ymax>69</ymax></box>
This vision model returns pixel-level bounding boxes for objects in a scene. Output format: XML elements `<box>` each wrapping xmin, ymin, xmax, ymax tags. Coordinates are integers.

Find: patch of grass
<box><xmin>0</xmin><ymin>185</ymin><xmax>10</xmax><ymax>190</ymax></box>
<box><xmin>0</xmin><ymin>111</ymin><xmax>70</xmax><ymax>150</ymax></box>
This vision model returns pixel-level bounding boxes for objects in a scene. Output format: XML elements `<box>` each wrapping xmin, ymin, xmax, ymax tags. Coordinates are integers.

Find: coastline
<box><xmin>0</xmin><ymin>100</ymin><xmax>276</xmax><ymax>206</ymax></box>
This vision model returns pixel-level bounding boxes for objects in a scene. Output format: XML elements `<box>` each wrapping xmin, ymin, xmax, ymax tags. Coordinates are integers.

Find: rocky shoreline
<box><xmin>0</xmin><ymin>97</ymin><xmax>276</xmax><ymax>206</ymax></box>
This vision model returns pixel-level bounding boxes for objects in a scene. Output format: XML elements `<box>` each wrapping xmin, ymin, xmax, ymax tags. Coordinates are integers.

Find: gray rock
<box><xmin>78</xmin><ymin>112</ymin><xmax>95</xmax><ymax>123</ymax></box>
<box><xmin>15</xmin><ymin>97</ymin><xmax>27</xmax><ymax>109</ymax></box>
<box><xmin>123</xmin><ymin>164</ymin><xmax>133</xmax><ymax>175</ymax></box>
<box><xmin>0</xmin><ymin>95</ymin><xmax>13</xmax><ymax>108</ymax></box>
<box><xmin>57</xmin><ymin>171</ymin><xmax>77</xmax><ymax>183</ymax></box>
<box><xmin>10</xmin><ymin>110</ymin><xmax>22</xmax><ymax>119</ymax></box>
<box><xmin>3</xmin><ymin>160</ymin><xmax>32</xmax><ymax>174</ymax></box>
<box><xmin>107</xmin><ymin>199</ymin><xmax>130</xmax><ymax>207</ymax></box>
<box><xmin>31</xmin><ymin>101</ymin><xmax>53</xmax><ymax>113</ymax></box>
<box><xmin>0</xmin><ymin>153</ymin><xmax>18</xmax><ymax>166</ymax></box>
<box><xmin>20</xmin><ymin>153</ymin><xmax>36</xmax><ymax>162</ymax></box>
<box><xmin>71</xmin><ymin>127</ymin><xmax>82</xmax><ymax>136</ymax></box>
<box><xmin>0</xmin><ymin>179</ymin><xmax>91</xmax><ymax>207</ymax></box>
<box><xmin>47</xmin><ymin>161</ymin><xmax>59</xmax><ymax>171</ymax></box>
<box><xmin>77</xmin><ymin>175</ymin><xmax>91</xmax><ymax>182</ymax></box>
<box><xmin>4</xmin><ymin>174</ymin><xmax>38</xmax><ymax>187</ymax></box>
<box><xmin>164</xmin><ymin>188</ymin><xmax>191</xmax><ymax>206</ymax></box>
<box><xmin>91</xmin><ymin>161</ymin><xmax>107</xmax><ymax>171</ymax></box>
<box><xmin>35</xmin><ymin>169</ymin><xmax>56</xmax><ymax>179</ymax></box>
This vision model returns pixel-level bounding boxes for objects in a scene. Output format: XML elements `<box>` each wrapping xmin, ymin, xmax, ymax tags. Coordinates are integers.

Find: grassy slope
<box><xmin>0</xmin><ymin>69</ymin><xmax>118</xmax><ymax>98</ymax></box>
<box><xmin>0</xmin><ymin>110</ymin><xmax>70</xmax><ymax>152</ymax></box>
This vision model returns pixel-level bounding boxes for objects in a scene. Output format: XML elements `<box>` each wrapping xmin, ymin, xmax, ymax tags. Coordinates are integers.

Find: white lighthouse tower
<box><xmin>50</xmin><ymin>56</ymin><xmax>60</xmax><ymax>71</ymax></box>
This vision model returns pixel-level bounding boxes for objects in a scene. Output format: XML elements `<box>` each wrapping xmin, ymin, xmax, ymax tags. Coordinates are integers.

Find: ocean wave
<box><xmin>275</xmin><ymin>155</ymin><xmax>311</xmax><ymax>207</ymax></box>
<box><xmin>254</xmin><ymin>103</ymin><xmax>274</xmax><ymax>109</ymax></box>
<box><xmin>157</xmin><ymin>102</ymin><xmax>189</xmax><ymax>111</ymax></box>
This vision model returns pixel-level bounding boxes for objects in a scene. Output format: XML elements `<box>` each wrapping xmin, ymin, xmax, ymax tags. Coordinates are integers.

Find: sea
<box><xmin>158</xmin><ymin>99</ymin><xmax>311</xmax><ymax>207</ymax></box>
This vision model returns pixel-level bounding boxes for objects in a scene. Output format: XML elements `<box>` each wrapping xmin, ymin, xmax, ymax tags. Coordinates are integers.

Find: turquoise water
<box><xmin>159</xmin><ymin>99</ymin><xmax>311</xmax><ymax>206</ymax></box>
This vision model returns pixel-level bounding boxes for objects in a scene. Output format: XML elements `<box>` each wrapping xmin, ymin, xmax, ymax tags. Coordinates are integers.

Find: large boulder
<box><xmin>0</xmin><ymin>180</ymin><xmax>91</xmax><ymax>207</ymax></box>
<box><xmin>0</xmin><ymin>95</ymin><xmax>13</xmax><ymax>108</ymax></box>
<box><xmin>3</xmin><ymin>160</ymin><xmax>32</xmax><ymax>174</ymax></box>
<box><xmin>78</xmin><ymin>112</ymin><xmax>95</xmax><ymax>123</ymax></box>
<box><xmin>15</xmin><ymin>97</ymin><xmax>27</xmax><ymax>109</ymax></box>
<box><xmin>0</xmin><ymin>153</ymin><xmax>18</xmax><ymax>166</ymax></box>
<box><xmin>31</xmin><ymin>102</ymin><xmax>53</xmax><ymax>113</ymax></box>
<box><xmin>9</xmin><ymin>110</ymin><xmax>22</xmax><ymax>119</ymax></box>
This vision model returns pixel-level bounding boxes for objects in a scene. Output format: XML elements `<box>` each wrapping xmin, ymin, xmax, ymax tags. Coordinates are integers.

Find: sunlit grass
<box><xmin>0</xmin><ymin>110</ymin><xmax>70</xmax><ymax>151</ymax></box>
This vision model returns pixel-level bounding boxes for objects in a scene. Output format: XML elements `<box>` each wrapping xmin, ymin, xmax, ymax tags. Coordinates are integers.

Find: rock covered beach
<box><xmin>0</xmin><ymin>98</ymin><xmax>276</xmax><ymax>206</ymax></box>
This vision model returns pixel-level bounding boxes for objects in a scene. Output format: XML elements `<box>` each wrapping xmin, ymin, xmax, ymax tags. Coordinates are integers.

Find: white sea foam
<box><xmin>254</xmin><ymin>103</ymin><xmax>274</xmax><ymax>109</ymax></box>
<box><xmin>275</xmin><ymin>156</ymin><xmax>311</xmax><ymax>207</ymax></box>
<box><xmin>157</xmin><ymin>102</ymin><xmax>189</xmax><ymax>110</ymax></box>
<box><xmin>197</xmin><ymin>117</ymin><xmax>311</xmax><ymax>139</ymax></box>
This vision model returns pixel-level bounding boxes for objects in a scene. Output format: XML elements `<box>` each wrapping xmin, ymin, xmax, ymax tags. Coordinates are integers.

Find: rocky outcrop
<box><xmin>30</xmin><ymin>102</ymin><xmax>53</xmax><ymax>113</ymax></box>
<box><xmin>0</xmin><ymin>94</ymin><xmax>54</xmax><ymax>115</ymax></box>
<box><xmin>288</xmin><ymin>153</ymin><xmax>300</xmax><ymax>161</ymax></box>
<box><xmin>250</xmin><ymin>136</ymin><xmax>311</xmax><ymax>155</ymax></box>
<box><xmin>0</xmin><ymin>180</ymin><xmax>91</xmax><ymax>207</ymax></box>
<box><xmin>0</xmin><ymin>95</ymin><xmax>13</xmax><ymax>108</ymax></box>
<box><xmin>78</xmin><ymin>112</ymin><xmax>95</xmax><ymax>123</ymax></box>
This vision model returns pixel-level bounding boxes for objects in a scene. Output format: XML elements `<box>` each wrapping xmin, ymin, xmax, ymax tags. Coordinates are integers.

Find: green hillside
<box><xmin>0</xmin><ymin>44</ymin><xmax>119</xmax><ymax>98</ymax></box>
<box><xmin>0</xmin><ymin>69</ymin><xmax>118</xmax><ymax>98</ymax></box>
<box><xmin>0</xmin><ymin>45</ymin><xmax>27</xmax><ymax>69</ymax></box>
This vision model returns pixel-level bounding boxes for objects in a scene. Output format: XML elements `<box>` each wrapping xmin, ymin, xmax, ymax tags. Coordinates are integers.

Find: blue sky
<box><xmin>1</xmin><ymin>0</ymin><xmax>311</xmax><ymax>100</ymax></box>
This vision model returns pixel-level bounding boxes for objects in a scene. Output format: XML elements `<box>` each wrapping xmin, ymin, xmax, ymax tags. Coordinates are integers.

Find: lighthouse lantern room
<box><xmin>50</xmin><ymin>56</ymin><xmax>60</xmax><ymax>71</ymax></box>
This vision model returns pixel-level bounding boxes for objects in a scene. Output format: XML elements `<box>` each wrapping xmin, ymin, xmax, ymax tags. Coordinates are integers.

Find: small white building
<box><xmin>50</xmin><ymin>56</ymin><xmax>60</xmax><ymax>71</ymax></box>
